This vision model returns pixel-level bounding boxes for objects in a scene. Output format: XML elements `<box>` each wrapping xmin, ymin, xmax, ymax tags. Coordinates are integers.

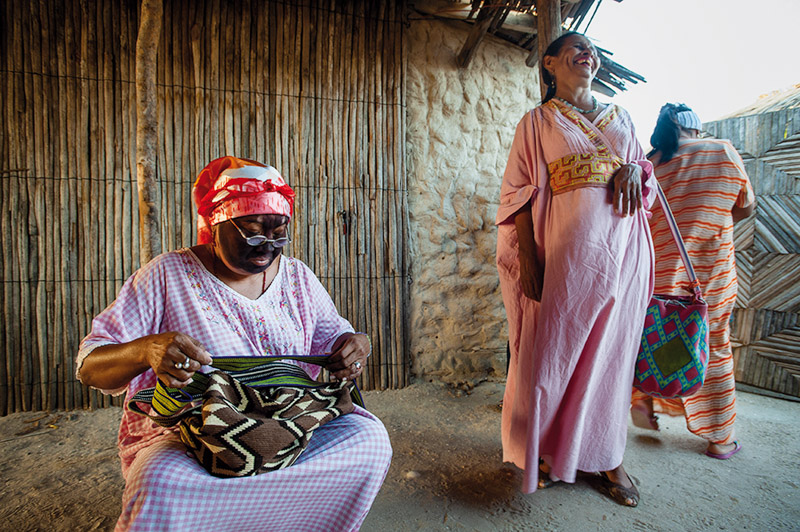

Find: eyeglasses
<box><xmin>228</xmin><ymin>219</ymin><xmax>291</xmax><ymax>248</ymax></box>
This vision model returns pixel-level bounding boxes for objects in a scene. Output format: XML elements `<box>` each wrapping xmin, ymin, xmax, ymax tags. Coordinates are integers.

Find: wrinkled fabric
<box><xmin>633</xmin><ymin>138</ymin><xmax>755</xmax><ymax>445</ymax></box>
<box><xmin>78</xmin><ymin>251</ymin><xmax>391</xmax><ymax>530</ymax></box>
<box><xmin>497</xmin><ymin>102</ymin><xmax>655</xmax><ymax>493</ymax></box>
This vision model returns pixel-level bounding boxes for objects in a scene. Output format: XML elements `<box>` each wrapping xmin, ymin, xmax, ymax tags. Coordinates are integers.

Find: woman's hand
<box><xmin>513</xmin><ymin>202</ymin><xmax>542</xmax><ymax>301</ymax></box>
<box><xmin>325</xmin><ymin>332</ymin><xmax>370</xmax><ymax>381</ymax></box>
<box><xmin>611</xmin><ymin>163</ymin><xmax>643</xmax><ymax>216</ymax></box>
<box><xmin>519</xmin><ymin>252</ymin><xmax>543</xmax><ymax>302</ymax></box>
<box><xmin>81</xmin><ymin>332</ymin><xmax>213</xmax><ymax>390</ymax></box>
<box><xmin>142</xmin><ymin>332</ymin><xmax>213</xmax><ymax>388</ymax></box>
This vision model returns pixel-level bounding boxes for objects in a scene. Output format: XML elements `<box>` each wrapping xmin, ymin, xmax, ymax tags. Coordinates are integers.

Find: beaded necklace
<box><xmin>555</xmin><ymin>96</ymin><xmax>598</xmax><ymax>115</ymax></box>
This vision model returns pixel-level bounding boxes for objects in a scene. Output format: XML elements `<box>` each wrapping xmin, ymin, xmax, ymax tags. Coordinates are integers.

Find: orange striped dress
<box><xmin>633</xmin><ymin>138</ymin><xmax>754</xmax><ymax>445</ymax></box>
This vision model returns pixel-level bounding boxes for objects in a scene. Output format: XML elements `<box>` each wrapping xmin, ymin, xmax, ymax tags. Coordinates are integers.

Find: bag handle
<box><xmin>654</xmin><ymin>182</ymin><xmax>704</xmax><ymax>300</ymax></box>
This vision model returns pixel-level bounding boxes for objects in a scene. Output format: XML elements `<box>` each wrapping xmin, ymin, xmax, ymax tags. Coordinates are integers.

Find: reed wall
<box><xmin>0</xmin><ymin>0</ymin><xmax>408</xmax><ymax>414</ymax></box>
<box><xmin>706</xmin><ymin>108</ymin><xmax>800</xmax><ymax>398</ymax></box>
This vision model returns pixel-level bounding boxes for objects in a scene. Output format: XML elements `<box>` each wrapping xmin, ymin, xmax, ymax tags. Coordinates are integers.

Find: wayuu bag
<box><xmin>634</xmin><ymin>184</ymin><xmax>709</xmax><ymax>398</ymax></box>
<box><xmin>128</xmin><ymin>355</ymin><xmax>363</xmax><ymax>478</ymax></box>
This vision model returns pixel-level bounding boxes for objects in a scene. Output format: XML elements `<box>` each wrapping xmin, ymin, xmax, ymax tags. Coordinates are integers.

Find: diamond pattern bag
<box><xmin>128</xmin><ymin>355</ymin><xmax>363</xmax><ymax>477</ymax></box>
<box><xmin>634</xmin><ymin>184</ymin><xmax>709</xmax><ymax>398</ymax></box>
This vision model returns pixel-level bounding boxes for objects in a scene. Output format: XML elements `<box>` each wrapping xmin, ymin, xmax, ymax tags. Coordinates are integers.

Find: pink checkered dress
<box><xmin>78</xmin><ymin>250</ymin><xmax>392</xmax><ymax>531</ymax></box>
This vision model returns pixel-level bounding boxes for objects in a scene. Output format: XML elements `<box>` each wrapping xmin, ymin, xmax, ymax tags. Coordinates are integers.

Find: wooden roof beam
<box><xmin>456</xmin><ymin>11</ymin><xmax>494</xmax><ymax>68</ymax></box>
<box><xmin>456</xmin><ymin>1</ymin><xmax>514</xmax><ymax>68</ymax></box>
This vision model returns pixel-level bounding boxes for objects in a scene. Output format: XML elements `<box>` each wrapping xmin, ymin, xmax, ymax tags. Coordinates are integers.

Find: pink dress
<box><xmin>496</xmin><ymin>101</ymin><xmax>655</xmax><ymax>493</ymax></box>
<box><xmin>77</xmin><ymin>250</ymin><xmax>392</xmax><ymax>531</ymax></box>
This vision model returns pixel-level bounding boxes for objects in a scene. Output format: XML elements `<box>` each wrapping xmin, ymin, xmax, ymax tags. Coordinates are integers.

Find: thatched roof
<box><xmin>412</xmin><ymin>0</ymin><xmax>645</xmax><ymax>97</ymax></box>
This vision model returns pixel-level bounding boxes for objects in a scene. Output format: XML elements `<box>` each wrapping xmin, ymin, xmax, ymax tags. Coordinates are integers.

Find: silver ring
<box><xmin>353</xmin><ymin>361</ymin><xmax>362</xmax><ymax>370</ymax></box>
<box><xmin>174</xmin><ymin>361</ymin><xmax>184</xmax><ymax>370</ymax></box>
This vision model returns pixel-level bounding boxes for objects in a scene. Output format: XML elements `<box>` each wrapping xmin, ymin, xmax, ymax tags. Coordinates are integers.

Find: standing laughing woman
<box><xmin>496</xmin><ymin>32</ymin><xmax>656</xmax><ymax>507</ymax></box>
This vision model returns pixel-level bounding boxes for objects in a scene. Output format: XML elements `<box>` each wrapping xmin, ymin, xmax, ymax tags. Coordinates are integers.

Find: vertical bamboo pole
<box><xmin>64</xmin><ymin>0</ymin><xmax>79</xmax><ymax>410</ymax></box>
<box><xmin>112</xmin><ymin>0</ymin><xmax>125</xmax><ymax>295</ymax></box>
<box><xmin>23</xmin><ymin>1</ymin><xmax>38</xmax><ymax>409</ymax></box>
<box><xmin>210</xmin><ymin>0</ymin><xmax>220</xmax><ymax>160</ymax></box>
<box><xmin>0</xmin><ymin>1</ymin><xmax>14</xmax><ymax>413</ymax></box>
<box><xmin>155</xmin><ymin>1</ymin><xmax>166</xmax><ymax>253</ymax></box>
<box><xmin>184</xmin><ymin>0</ymin><xmax>193</xmax><ymax>246</ymax></box>
<box><xmin>84</xmin><ymin>0</ymin><xmax>101</xmax><ymax>409</ymax></box>
<box><xmin>398</xmin><ymin>0</ymin><xmax>408</xmax><ymax>386</ymax></box>
<box><xmin>537</xmin><ymin>0</ymin><xmax>562</xmax><ymax>101</ymax></box>
<box><xmin>191</xmin><ymin>1</ymin><xmax>205</xmax><ymax>190</ymax></box>
<box><xmin>30</xmin><ymin>0</ymin><xmax>46</xmax><ymax>411</ymax></box>
<box><xmin>161</xmin><ymin>0</ymin><xmax>174</xmax><ymax>254</ymax></box>
<box><xmin>241</xmin><ymin>0</ymin><xmax>253</xmax><ymax>159</ymax></box>
<box><xmin>222</xmin><ymin>3</ymin><xmax>234</xmax><ymax>156</ymax></box>
<box><xmin>127</xmin><ymin>1</ymin><xmax>140</xmax><ymax>274</ymax></box>
<box><xmin>136</xmin><ymin>0</ymin><xmax>163</xmax><ymax>264</ymax></box>
<box><xmin>254</xmin><ymin>1</ymin><xmax>265</xmax><ymax>163</ymax></box>
<box><xmin>13</xmin><ymin>2</ymin><xmax>25</xmax><ymax>411</ymax></box>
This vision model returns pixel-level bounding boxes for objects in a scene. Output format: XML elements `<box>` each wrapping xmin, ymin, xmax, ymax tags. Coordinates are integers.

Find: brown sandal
<box><xmin>594</xmin><ymin>471</ymin><xmax>639</xmax><ymax>507</ymax></box>
<box><xmin>538</xmin><ymin>458</ymin><xmax>556</xmax><ymax>489</ymax></box>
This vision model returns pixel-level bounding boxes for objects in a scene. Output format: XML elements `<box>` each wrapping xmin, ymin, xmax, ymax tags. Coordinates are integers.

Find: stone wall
<box><xmin>405</xmin><ymin>19</ymin><xmax>540</xmax><ymax>386</ymax></box>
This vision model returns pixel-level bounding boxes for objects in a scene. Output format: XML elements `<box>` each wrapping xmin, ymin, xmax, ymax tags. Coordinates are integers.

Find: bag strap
<box><xmin>128</xmin><ymin>355</ymin><xmax>364</xmax><ymax>426</ymax></box>
<box><xmin>654</xmin><ymin>182</ymin><xmax>704</xmax><ymax>300</ymax></box>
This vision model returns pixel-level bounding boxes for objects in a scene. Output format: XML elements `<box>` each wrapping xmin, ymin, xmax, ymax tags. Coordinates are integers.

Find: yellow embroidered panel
<box><xmin>548</xmin><ymin>152</ymin><xmax>623</xmax><ymax>195</ymax></box>
<box><xmin>544</xmin><ymin>100</ymin><xmax>624</xmax><ymax>195</ymax></box>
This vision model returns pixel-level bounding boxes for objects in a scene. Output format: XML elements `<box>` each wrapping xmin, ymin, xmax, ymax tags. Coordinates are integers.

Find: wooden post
<box><xmin>136</xmin><ymin>0</ymin><xmax>163</xmax><ymax>263</ymax></box>
<box><xmin>536</xmin><ymin>0</ymin><xmax>562</xmax><ymax>101</ymax></box>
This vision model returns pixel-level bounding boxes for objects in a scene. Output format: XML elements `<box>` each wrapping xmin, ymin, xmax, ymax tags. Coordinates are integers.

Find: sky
<box><xmin>583</xmin><ymin>0</ymin><xmax>800</xmax><ymax>149</ymax></box>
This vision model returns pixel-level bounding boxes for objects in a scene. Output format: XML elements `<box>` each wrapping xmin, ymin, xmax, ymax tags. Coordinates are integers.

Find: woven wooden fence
<box><xmin>0</xmin><ymin>0</ymin><xmax>408</xmax><ymax>415</ymax></box>
<box><xmin>705</xmin><ymin>107</ymin><xmax>800</xmax><ymax>398</ymax></box>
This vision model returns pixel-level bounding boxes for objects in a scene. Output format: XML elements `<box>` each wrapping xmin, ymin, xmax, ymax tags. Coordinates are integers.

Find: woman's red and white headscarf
<box><xmin>192</xmin><ymin>156</ymin><xmax>295</xmax><ymax>244</ymax></box>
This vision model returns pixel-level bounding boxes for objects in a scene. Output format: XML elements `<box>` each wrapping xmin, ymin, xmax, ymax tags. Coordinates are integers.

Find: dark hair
<box><xmin>649</xmin><ymin>103</ymin><xmax>693</xmax><ymax>162</ymax></box>
<box><xmin>540</xmin><ymin>31</ymin><xmax>583</xmax><ymax>104</ymax></box>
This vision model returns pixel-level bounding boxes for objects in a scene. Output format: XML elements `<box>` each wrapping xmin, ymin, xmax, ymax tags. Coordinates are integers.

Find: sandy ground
<box><xmin>1</xmin><ymin>382</ymin><xmax>798</xmax><ymax>531</ymax></box>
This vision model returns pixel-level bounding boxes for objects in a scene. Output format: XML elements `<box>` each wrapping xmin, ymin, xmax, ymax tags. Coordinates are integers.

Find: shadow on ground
<box><xmin>1</xmin><ymin>381</ymin><xmax>798</xmax><ymax>531</ymax></box>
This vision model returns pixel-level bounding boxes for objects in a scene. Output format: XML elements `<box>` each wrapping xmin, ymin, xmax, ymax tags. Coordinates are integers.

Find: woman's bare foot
<box><xmin>630</xmin><ymin>398</ymin><xmax>659</xmax><ymax>430</ymax></box>
<box><xmin>602</xmin><ymin>465</ymin><xmax>634</xmax><ymax>489</ymax></box>
<box><xmin>707</xmin><ymin>442</ymin><xmax>735</xmax><ymax>455</ymax></box>
<box><xmin>595</xmin><ymin>464</ymin><xmax>639</xmax><ymax>507</ymax></box>
<box><xmin>705</xmin><ymin>441</ymin><xmax>742</xmax><ymax>459</ymax></box>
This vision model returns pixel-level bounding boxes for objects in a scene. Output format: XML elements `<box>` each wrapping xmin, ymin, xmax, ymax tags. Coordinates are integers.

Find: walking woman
<box><xmin>630</xmin><ymin>104</ymin><xmax>755</xmax><ymax>460</ymax></box>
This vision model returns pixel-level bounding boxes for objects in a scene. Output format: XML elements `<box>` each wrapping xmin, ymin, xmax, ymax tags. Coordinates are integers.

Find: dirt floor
<box><xmin>1</xmin><ymin>381</ymin><xmax>798</xmax><ymax>531</ymax></box>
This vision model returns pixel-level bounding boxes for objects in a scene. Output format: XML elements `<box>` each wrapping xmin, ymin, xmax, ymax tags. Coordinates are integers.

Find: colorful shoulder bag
<box><xmin>128</xmin><ymin>355</ymin><xmax>363</xmax><ymax>478</ymax></box>
<box><xmin>634</xmin><ymin>184</ymin><xmax>710</xmax><ymax>398</ymax></box>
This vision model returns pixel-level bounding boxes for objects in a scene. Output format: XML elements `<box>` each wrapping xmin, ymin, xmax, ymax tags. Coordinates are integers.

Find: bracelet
<box><xmin>354</xmin><ymin>332</ymin><xmax>372</xmax><ymax>357</ymax></box>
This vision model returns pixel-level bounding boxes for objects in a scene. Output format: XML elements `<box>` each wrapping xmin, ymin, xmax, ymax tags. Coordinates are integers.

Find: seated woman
<box><xmin>77</xmin><ymin>156</ymin><xmax>392</xmax><ymax>531</ymax></box>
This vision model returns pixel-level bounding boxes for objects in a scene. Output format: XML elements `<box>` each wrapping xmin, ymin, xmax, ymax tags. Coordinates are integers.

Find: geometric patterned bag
<box><xmin>634</xmin><ymin>184</ymin><xmax>710</xmax><ymax>398</ymax></box>
<box><xmin>128</xmin><ymin>355</ymin><xmax>362</xmax><ymax>477</ymax></box>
